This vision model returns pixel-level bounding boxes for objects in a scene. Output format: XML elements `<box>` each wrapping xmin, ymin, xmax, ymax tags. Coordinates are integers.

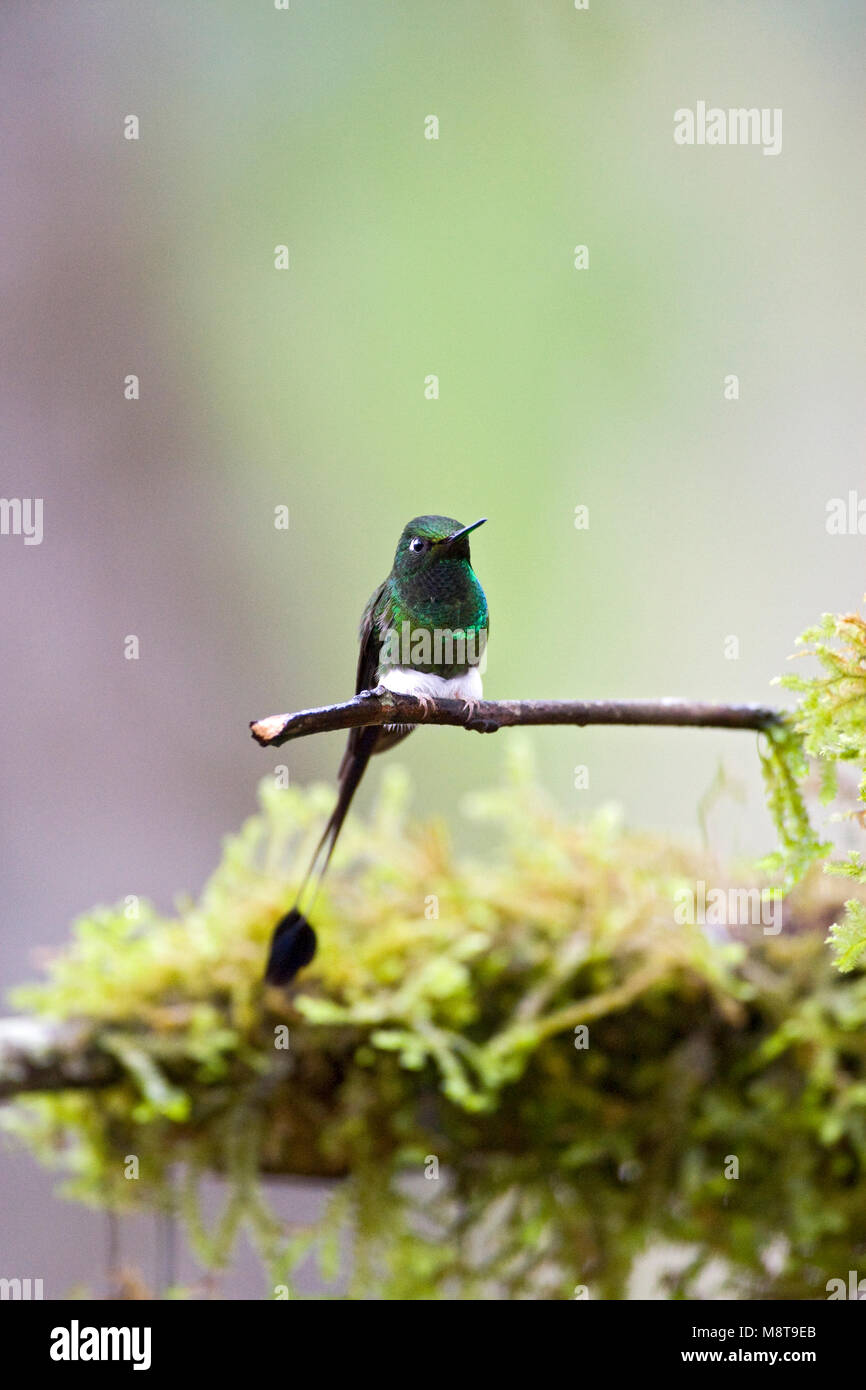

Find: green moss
<box><xmin>5</xmin><ymin>738</ymin><xmax>866</xmax><ymax>1299</ymax></box>
<box><xmin>763</xmin><ymin>609</ymin><xmax>866</xmax><ymax>970</ymax></box>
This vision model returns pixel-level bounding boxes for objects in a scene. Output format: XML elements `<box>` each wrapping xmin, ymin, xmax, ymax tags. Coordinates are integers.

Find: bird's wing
<box><xmin>336</xmin><ymin>580</ymin><xmax>393</xmax><ymax>777</ymax></box>
<box><xmin>353</xmin><ymin>579</ymin><xmax>390</xmax><ymax>696</ymax></box>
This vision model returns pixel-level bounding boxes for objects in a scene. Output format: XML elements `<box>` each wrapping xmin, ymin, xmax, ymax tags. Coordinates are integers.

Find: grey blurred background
<box><xmin>1</xmin><ymin>0</ymin><xmax>863</xmax><ymax>1296</ymax></box>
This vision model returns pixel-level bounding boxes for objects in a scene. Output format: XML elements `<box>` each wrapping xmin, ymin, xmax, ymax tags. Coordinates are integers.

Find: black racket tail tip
<box><xmin>264</xmin><ymin>908</ymin><xmax>318</xmax><ymax>987</ymax></box>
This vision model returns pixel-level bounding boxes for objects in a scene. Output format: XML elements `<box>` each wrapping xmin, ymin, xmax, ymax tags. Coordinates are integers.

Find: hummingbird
<box><xmin>264</xmin><ymin>514</ymin><xmax>489</xmax><ymax>986</ymax></box>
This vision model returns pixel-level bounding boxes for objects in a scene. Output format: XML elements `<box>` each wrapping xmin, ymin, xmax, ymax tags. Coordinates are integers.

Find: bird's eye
<box><xmin>409</xmin><ymin>537</ymin><xmax>426</xmax><ymax>553</ymax></box>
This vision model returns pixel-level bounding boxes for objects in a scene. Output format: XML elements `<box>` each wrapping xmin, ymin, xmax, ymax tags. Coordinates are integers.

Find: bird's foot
<box><xmin>413</xmin><ymin>692</ymin><xmax>437</xmax><ymax>719</ymax></box>
<box><xmin>462</xmin><ymin>698</ymin><xmax>500</xmax><ymax>734</ymax></box>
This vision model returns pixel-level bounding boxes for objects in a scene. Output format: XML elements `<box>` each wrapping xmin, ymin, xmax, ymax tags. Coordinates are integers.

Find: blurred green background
<box><xmin>1</xmin><ymin>0</ymin><xmax>863</xmax><ymax>1295</ymax></box>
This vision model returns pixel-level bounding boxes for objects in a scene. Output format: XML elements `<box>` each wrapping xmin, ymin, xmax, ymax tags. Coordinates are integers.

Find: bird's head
<box><xmin>392</xmin><ymin>515</ymin><xmax>486</xmax><ymax>580</ymax></box>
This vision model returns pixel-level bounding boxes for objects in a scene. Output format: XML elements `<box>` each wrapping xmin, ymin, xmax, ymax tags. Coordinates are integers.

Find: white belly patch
<box><xmin>378</xmin><ymin>666</ymin><xmax>483</xmax><ymax>702</ymax></box>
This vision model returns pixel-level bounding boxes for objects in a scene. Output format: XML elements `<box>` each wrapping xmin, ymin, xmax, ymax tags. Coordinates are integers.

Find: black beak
<box><xmin>444</xmin><ymin>517</ymin><xmax>487</xmax><ymax>547</ymax></box>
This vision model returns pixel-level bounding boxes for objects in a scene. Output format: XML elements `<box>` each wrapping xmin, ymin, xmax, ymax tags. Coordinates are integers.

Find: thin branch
<box><xmin>250</xmin><ymin>692</ymin><xmax>784</xmax><ymax>749</ymax></box>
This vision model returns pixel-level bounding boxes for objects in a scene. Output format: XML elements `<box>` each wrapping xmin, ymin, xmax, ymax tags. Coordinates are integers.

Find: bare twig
<box><xmin>250</xmin><ymin>692</ymin><xmax>784</xmax><ymax>748</ymax></box>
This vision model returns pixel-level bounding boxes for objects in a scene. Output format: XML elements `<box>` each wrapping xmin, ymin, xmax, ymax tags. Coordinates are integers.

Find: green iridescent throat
<box><xmin>384</xmin><ymin>567</ymin><xmax>487</xmax><ymax>678</ymax></box>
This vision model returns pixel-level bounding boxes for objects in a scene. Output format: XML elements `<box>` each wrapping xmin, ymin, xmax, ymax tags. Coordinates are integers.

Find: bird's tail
<box><xmin>264</xmin><ymin>726</ymin><xmax>379</xmax><ymax>986</ymax></box>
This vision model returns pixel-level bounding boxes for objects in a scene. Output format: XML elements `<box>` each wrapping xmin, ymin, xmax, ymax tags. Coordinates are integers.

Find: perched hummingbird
<box><xmin>264</xmin><ymin>514</ymin><xmax>489</xmax><ymax>986</ymax></box>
